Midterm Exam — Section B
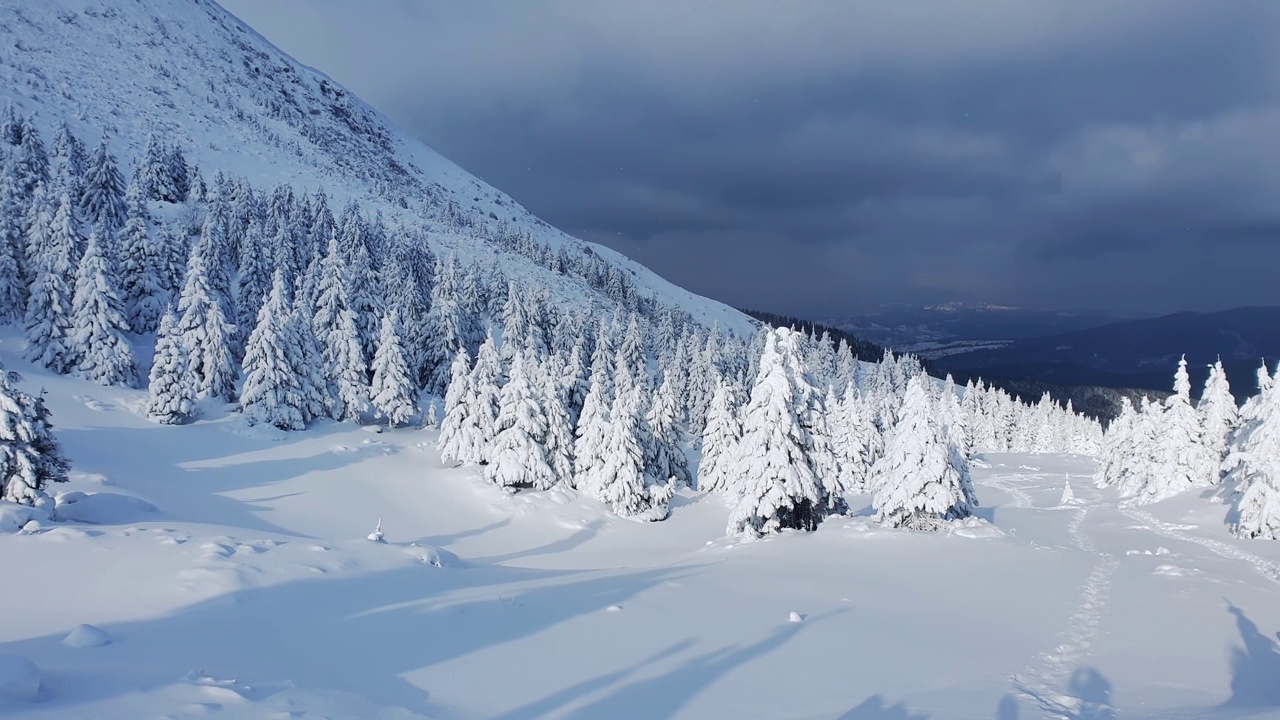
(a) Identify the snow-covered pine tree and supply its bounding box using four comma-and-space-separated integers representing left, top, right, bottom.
338, 211, 384, 363
642, 369, 691, 488
1139, 356, 1216, 502
573, 348, 614, 492
233, 216, 272, 346
370, 311, 418, 428
484, 352, 556, 490
870, 374, 977, 530
47, 192, 84, 280
591, 384, 660, 518
1231, 372, 1280, 539
779, 326, 841, 509
470, 332, 504, 463
437, 348, 481, 465
146, 309, 197, 425
70, 232, 137, 387
79, 136, 127, 233
288, 295, 335, 425
1112, 397, 1163, 497
176, 248, 237, 401
0, 171, 26, 321
11, 116, 49, 205
49, 120, 86, 207
136, 133, 169, 202
119, 178, 165, 333
1199, 359, 1238, 484
536, 354, 576, 487
727, 328, 829, 536
831, 383, 878, 494
563, 336, 590, 426
0, 365, 70, 505
698, 377, 742, 493
166, 142, 191, 203
240, 272, 309, 430
23, 194, 76, 373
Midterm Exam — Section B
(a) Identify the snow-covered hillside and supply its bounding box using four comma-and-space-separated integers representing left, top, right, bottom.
2, 336, 1280, 719
0, 0, 751, 336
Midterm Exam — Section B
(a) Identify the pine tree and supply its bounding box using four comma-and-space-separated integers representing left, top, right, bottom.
176, 250, 237, 401
698, 378, 742, 492
312, 237, 368, 421
12, 117, 49, 204
573, 351, 614, 492
240, 273, 309, 430
146, 309, 197, 424
370, 311, 417, 427
136, 133, 169, 202
70, 232, 137, 387
166, 143, 190, 203
1199, 359, 1238, 484
290, 296, 335, 425
0, 171, 26, 321
831, 383, 877, 494
1140, 356, 1216, 502
0, 366, 70, 504
591, 384, 657, 518
727, 328, 828, 536
870, 375, 977, 530
233, 216, 272, 345
470, 333, 504, 463
118, 179, 164, 333
485, 353, 555, 489
1231, 374, 1280, 539
79, 136, 127, 233
1113, 397, 1164, 498
23, 194, 76, 373
538, 354, 576, 487
49, 120, 86, 207
642, 369, 691, 488
438, 348, 480, 464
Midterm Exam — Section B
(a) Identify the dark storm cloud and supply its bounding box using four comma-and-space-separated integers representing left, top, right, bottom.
221, 0, 1280, 315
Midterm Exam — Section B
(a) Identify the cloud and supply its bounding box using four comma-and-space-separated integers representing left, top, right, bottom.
221, 0, 1280, 314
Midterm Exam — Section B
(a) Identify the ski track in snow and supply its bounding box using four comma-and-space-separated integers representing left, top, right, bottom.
1120, 507, 1280, 588
1003, 474, 1119, 719
978, 474, 1035, 509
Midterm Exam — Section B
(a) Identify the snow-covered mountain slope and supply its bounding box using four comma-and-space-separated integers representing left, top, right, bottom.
3, 334, 1280, 719
0, 0, 751, 335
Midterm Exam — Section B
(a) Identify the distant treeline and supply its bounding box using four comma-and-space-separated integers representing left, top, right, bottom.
742, 307, 1163, 423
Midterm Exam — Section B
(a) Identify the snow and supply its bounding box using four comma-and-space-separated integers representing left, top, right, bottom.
0, 0, 754, 339
52, 491, 158, 525
3, 337, 1280, 719
0, 654, 42, 703
60, 625, 111, 649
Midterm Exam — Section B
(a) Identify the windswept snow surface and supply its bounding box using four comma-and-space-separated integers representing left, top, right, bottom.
2, 337, 1280, 719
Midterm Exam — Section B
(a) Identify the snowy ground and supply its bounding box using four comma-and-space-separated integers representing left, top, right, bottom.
3, 340, 1280, 719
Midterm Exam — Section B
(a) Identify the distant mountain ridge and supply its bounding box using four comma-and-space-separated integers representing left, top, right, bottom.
936, 306, 1280, 397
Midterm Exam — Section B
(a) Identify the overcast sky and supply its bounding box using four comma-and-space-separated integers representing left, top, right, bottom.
221, 1, 1280, 317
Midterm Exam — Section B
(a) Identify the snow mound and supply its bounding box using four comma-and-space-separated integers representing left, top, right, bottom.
949, 517, 1005, 539
788, 611, 804, 623
1153, 564, 1199, 577
0, 655, 42, 702
406, 543, 457, 568
54, 492, 159, 525
0, 503, 52, 533
62, 624, 112, 649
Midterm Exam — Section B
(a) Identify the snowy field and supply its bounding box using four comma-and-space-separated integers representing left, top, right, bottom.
2, 336, 1279, 720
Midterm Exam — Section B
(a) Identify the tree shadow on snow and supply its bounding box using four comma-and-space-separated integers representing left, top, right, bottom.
57, 421, 386, 538
0, 561, 707, 717
472, 520, 604, 565
838, 694, 930, 719
1222, 601, 1280, 709
507, 608, 846, 720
